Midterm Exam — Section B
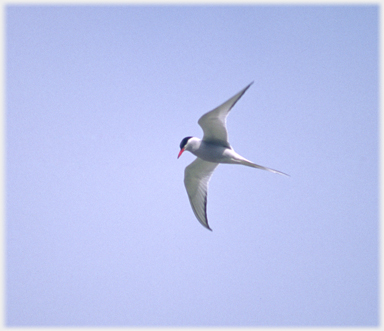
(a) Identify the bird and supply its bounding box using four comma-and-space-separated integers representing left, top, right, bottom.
178, 82, 288, 231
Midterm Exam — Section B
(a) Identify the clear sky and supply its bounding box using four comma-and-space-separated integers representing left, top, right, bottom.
6, 4, 378, 327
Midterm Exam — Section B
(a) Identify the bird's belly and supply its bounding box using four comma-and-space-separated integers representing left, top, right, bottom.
192, 143, 235, 164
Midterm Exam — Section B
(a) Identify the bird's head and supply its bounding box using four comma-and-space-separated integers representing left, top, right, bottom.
178, 136, 194, 158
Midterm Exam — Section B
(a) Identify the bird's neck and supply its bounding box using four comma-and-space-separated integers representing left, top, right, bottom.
187, 137, 202, 153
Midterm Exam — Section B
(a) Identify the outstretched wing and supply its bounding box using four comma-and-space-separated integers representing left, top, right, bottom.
184, 158, 219, 230
198, 82, 253, 148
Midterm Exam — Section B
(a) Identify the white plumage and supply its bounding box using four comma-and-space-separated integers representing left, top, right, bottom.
178, 82, 288, 230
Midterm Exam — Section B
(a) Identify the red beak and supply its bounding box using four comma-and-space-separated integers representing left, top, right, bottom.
178, 148, 185, 159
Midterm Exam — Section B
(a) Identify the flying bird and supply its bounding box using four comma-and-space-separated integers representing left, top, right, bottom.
178, 82, 288, 230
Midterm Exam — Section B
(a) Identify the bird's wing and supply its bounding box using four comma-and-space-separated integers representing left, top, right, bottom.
198, 82, 254, 148
184, 158, 219, 230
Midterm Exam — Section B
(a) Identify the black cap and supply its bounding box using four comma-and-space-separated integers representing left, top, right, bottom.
179, 136, 193, 149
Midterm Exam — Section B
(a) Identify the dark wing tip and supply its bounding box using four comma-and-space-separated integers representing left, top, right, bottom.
191, 189, 213, 231
202, 221, 212, 231
203, 191, 212, 231
244, 81, 254, 92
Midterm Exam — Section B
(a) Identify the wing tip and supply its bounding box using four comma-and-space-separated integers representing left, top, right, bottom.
195, 213, 213, 231
198, 214, 213, 231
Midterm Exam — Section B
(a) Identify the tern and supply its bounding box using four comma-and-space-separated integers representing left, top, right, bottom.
178, 82, 288, 231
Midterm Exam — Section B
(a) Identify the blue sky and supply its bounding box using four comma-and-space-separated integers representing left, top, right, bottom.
6, 4, 378, 326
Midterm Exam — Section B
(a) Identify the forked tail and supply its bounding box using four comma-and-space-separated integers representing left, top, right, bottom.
239, 159, 289, 177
